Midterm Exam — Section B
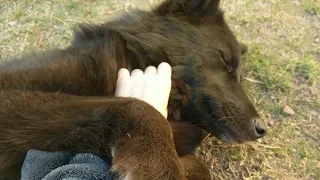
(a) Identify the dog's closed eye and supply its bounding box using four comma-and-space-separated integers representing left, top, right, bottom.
219, 51, 234, 73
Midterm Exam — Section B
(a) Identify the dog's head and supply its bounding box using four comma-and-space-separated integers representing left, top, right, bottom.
92, 0, 267, 144
151, 0, 267, 144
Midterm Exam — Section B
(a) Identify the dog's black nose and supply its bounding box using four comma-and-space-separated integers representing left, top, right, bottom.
253, 118, 267, 138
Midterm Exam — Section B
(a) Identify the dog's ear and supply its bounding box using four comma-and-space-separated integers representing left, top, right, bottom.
154, 0, 221, 17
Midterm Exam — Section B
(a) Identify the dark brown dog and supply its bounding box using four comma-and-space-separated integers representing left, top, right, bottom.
0, 0, 266, 179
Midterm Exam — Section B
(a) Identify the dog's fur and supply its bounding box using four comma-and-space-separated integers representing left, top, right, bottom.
0, 0, 267, 179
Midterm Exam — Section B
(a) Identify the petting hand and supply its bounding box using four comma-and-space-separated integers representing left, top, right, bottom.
115, 62, 172, 118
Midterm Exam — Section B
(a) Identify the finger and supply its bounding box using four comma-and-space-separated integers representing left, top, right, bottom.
130, 69, 144, 87
157, 63, 172, 117
118, 68, 130, 79
130, 69, 144, 97
131, 69, 144, 77
164, 108, 168, 119
115, 69, 131, 97
157, 62, 172, 78
144, 66, 157, 76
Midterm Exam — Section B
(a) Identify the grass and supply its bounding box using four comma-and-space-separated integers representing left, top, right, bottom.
301, 0, 320, 15
1, 0, 320, 179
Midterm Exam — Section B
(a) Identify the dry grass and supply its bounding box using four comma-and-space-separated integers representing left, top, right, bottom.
1, 0, 319, 179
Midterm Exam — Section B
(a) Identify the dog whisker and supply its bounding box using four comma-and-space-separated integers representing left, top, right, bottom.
209, 100, 222, 107
206, 110, 220, 118
217, 116, 234, 121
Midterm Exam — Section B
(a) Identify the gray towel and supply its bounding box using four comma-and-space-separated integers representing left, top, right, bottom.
21, 149, 116, 180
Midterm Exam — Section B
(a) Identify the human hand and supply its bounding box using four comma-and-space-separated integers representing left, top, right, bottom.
115, 62, 172, 118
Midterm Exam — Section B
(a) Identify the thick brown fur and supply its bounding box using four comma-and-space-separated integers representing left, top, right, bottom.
0, 0, 267, 179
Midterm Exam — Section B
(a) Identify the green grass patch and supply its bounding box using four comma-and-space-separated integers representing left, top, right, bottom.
244, 47, 292, 92
301, 0, 320, 15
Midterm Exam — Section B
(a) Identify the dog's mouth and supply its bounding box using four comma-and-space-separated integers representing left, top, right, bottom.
201, 96, 244, 144
180, 89, 257, 144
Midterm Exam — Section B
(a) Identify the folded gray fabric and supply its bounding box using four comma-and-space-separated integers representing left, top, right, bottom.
21, 149, 115, 180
